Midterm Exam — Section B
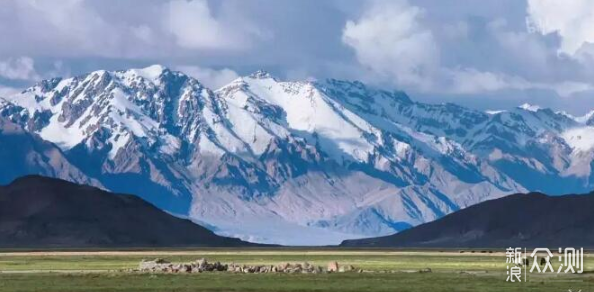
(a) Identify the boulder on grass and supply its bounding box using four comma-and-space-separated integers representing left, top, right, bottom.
327, 261, 339, 272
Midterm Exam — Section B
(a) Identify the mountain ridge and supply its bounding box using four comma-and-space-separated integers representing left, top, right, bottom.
1, 65, 593, 245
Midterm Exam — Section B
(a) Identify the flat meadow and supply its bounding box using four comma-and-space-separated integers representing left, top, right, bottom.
0, 249, 593, 292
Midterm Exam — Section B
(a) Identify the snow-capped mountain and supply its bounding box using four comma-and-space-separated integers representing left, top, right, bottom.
1, 65, 594, 245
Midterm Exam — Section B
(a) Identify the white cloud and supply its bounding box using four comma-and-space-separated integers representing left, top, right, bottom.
0, 85, 21, 97
165, 0, 237, 50
0, 57, 40, 81
131, 25, 154, 44
448, 69, 528, 94
5, 0, 122, 57
342, 0, 439, 89
176, 65, 239, 89
0, 0, 265, 59
341, 0, 526, 94
527, 0, 594, 56
0, 0, 593, 113
341, 0, 594, 103
551, 81, 593, 97
448, 68, 592, 97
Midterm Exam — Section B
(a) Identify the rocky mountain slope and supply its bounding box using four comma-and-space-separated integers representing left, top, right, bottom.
0, 117, 99, 187
1, 65, 593, 245
0, 176, 252, 248
340, 191, 594, 248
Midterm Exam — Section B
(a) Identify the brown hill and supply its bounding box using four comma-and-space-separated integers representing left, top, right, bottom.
0, 175, 254, 248
341, 192, 594, 248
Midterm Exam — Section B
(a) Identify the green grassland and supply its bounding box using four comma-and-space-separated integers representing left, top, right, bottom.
0, 249, 593, 292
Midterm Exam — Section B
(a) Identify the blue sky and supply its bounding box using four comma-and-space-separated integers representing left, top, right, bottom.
1, 0, 594, 114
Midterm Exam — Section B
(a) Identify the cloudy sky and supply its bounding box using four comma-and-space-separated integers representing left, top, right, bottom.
1, 0, 594, 114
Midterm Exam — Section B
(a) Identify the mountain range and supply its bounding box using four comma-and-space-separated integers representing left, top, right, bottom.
0, 175, 251, 248
341, 191, 594, 248
1, 65, 594, 245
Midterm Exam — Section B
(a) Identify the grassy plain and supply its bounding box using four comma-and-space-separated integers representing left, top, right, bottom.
0, 249, 593, 292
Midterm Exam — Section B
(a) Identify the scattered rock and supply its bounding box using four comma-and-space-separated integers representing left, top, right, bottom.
343, 265, 355, 272
227, 262, 328, 274
419, 268, 432, 273
197, 258, 207, 270
327, 261, 339, 272
138, 258, 171, 272
137, 259, 360, 274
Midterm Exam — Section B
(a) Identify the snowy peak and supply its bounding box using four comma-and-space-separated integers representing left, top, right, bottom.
218, 72, 385, 163
4, 66, 594, 244
248, 70, 274, 80
518, 103, 542, 112
121, 64, 169, 81
0, 65, 216, 159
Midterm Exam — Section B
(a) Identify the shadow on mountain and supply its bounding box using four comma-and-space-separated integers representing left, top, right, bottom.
100, 173, 192, 216
0, 175, 256, 248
